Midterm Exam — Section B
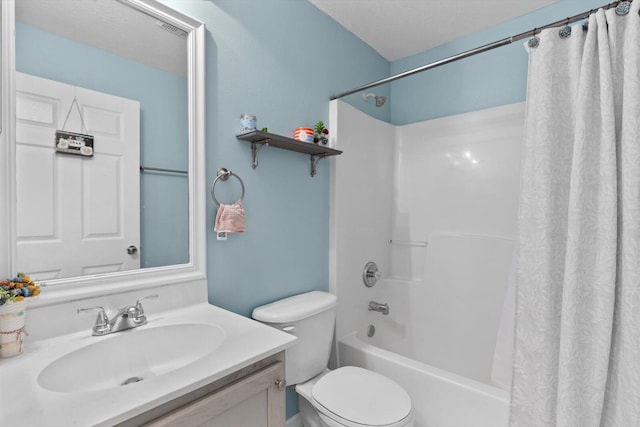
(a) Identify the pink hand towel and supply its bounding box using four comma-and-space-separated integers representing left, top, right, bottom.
215, 200, 246, 233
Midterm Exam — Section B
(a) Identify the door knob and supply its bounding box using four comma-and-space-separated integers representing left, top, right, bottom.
127, 245, 138, 255
275, 379, 287, 391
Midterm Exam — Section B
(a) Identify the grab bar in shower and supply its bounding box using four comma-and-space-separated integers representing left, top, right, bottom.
389, 239, 427, 247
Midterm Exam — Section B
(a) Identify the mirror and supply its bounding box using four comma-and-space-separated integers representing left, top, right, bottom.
15, 0, 188, 280
1, 0, 206, 298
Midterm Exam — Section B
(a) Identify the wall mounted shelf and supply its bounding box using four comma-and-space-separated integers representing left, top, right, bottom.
236, 130, 342, 177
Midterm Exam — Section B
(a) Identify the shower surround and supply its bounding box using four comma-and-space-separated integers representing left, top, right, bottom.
329, 100, 524, 426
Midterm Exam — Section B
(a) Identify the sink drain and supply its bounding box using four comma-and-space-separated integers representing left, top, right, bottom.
121, 376, 143, 386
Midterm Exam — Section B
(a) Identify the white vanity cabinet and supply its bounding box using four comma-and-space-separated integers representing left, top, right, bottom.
148, 360, 284, 426
0, 303, 296, 427
120, 352, 286, 427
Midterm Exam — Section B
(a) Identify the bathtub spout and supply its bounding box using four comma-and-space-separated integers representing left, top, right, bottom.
368, 301, 389, 315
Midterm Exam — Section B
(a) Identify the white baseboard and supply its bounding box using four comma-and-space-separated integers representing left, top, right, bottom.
286, 413, 302, 427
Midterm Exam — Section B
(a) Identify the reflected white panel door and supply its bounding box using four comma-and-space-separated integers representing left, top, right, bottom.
15, 72, 140, 279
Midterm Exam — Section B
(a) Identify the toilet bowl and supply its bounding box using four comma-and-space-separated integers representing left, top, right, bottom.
252, 291, 414, 427
297, 367, 414, 427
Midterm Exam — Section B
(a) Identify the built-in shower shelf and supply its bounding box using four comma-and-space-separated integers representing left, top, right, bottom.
236, 130, 342, 177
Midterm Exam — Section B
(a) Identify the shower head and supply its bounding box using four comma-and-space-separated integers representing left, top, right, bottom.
362, 92, 386, 107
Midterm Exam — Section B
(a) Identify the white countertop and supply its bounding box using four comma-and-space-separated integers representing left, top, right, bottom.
0, 302, 296, 426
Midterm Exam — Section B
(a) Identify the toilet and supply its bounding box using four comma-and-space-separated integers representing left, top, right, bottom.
252, 291, 415, 427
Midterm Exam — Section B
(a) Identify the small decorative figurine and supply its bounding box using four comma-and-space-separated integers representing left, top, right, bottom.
314, 121, 329, 145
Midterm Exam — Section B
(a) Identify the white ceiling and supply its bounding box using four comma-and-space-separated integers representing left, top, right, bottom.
15, 1, 560, 76
16, 0, 188, 77
309, 0, 560, 61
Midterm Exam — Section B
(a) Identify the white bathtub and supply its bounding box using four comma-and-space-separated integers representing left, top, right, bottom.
338, 332, 509, 427
335, 234, 513, 427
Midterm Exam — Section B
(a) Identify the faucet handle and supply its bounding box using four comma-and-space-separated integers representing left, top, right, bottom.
135, 294, 158, 310
77, 306, 110, 334
134, 294, 158, 321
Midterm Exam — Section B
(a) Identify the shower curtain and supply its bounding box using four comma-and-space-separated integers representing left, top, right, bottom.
511, 4, 640, 427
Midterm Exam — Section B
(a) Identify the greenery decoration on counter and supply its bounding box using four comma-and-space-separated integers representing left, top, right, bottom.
0, 273, 41, 305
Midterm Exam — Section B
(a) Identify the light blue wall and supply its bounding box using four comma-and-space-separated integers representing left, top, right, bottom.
158, 0, 390, 418
157, 0, 389, 316
15, 23, 189, 269
390, 0, 607, 125
167, 0, 610, 324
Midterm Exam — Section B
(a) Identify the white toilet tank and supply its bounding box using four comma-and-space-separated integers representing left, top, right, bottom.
252, 291, 337, 385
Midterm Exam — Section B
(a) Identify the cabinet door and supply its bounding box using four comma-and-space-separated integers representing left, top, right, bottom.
147, 361, 285, 427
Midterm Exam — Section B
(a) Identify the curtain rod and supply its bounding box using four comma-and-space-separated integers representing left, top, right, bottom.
330, 0, 627, 100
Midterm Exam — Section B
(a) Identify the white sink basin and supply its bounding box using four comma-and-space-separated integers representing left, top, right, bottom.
37, 323, 225, 393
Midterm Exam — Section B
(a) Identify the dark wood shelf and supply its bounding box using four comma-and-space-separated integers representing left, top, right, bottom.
236, 130, 342, 177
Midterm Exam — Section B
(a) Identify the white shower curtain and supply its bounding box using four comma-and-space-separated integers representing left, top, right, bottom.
511, 4, 640, 427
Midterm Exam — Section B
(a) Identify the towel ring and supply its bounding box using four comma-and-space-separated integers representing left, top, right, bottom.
211, 168, 245, 207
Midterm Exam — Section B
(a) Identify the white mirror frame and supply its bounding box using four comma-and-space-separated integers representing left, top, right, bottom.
0, 0, 207, 307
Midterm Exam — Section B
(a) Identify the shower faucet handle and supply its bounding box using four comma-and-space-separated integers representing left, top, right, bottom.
363, 261, 381, 287
366, 270, 382, 280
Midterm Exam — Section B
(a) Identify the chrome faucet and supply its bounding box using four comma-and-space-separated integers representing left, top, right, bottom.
368, 300, 389, 315
78, 294, 158, 336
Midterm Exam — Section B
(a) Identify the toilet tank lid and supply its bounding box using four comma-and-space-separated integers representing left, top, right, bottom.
252, 291, 337, 323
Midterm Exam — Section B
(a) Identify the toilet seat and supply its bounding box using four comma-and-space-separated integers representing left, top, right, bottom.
310, 366, 414, 427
